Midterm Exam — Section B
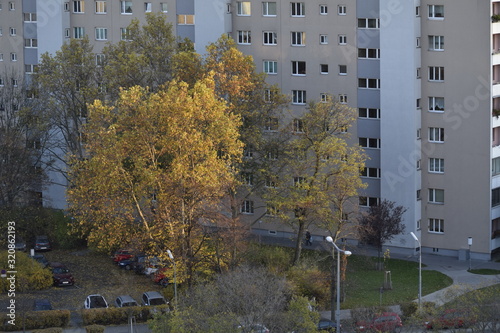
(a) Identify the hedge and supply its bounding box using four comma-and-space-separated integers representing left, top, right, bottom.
81, 305, 170, 326
1, 310, 70, 331
85, 324, 105, 333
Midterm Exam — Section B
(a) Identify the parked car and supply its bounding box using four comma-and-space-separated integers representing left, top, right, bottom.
118, 254, 145, 270
49, 262, 74, 287
34, 235, 51, 251
30, 254, 49, 268
84, 294, 108, 309
152, 267, 170, 287
141, 291, 168, 306
112, 249, 135, 263
14, 236, 27, 252
318, 318, 340, 331
425, 309, 474, 329
34, 299, 53, 311
115, 295, 139, 307
356, 312, 402, 333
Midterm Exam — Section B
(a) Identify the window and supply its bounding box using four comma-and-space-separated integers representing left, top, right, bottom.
320, 34, 328, 44
339, 65, 347, 75
429, 127, 444, 143
417, 128, 421, 139
264, 117, 279, 131
65, 29, 70, 38
429, 158, 444, 173
293, 176, 306, 187
9, 1, 14, 10
73, 0, 84, 13
160, 3, 168, 12
428, 188, 444, 204
144, 2, 151, 12
291, 61, 306, 75
243, 146, 254, 158
177, 15, 194, 25
358, 78, 381, 89
359, 137, 380, 149
429, 35, 444, 51
74, 27, 85, 39
0, 28, 2, 36
264, 89, 275, 103
266, 205, 279, 217
263, 31, 277, 45
292, 119, 304, 133
263, 60, 277, 74
238, 30, 251, 44
9, 27, 16, 36
493, 157, 500, 176
262, 2, 276, 16
358, 108, 380, 119
417, 67, 421, 78
64, 2, 70, 11
416, 6, 420, 17
320, 5, 327, 15
95, 54, 105, 66
95, 1, 106, 13
292, 90, 306, 105
359, 196, 379, 207
95, 28, 107, 40
428, 97, 444, 112
0, 54, 3, 61
120, 1, 132, 14
0, 78, 3, 86
120, 28, 130, 41
339, 94, 348, 104
267, 148, 278, 160
428, 66, 444, 81
416, 98, 421, 108
337, 5, 346, 15
320, 64, 328, 74
23, 12, 37, 21
291, 31, 305, 46
10, 53, 17, 61
291, 2, 305, 17
237, 1, 251, 16
358, 18, 379, 28
358, 48, 380, 59
320, 93, 329, 102
241, 172, 254, 186
428, 218, 444, 233
361, 167, 380, 178
241, 200, 254, 214
24, 39, 38, 48
265, 177, 278, 188
11, 79, 17, 87
338, 35, 346, 45
428, 5, 444, 19
416, 37, 421, 48
417, 190, 421, 200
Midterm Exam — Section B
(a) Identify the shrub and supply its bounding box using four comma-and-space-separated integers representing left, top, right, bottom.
400, 302, 418, 318
85, 324, 105, 333
1, 310, 70, 331
81, 305, 169, 326
286, 263, 330, 308
0, 251, 53, 292
243, 244, 292, 274
31, 328, 64, 333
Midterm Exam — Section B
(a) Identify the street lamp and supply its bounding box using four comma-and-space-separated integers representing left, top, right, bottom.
468, 237, 472, 271
166, 249, 177, 307
325, 236, 352, 333
410, 232, 422, 309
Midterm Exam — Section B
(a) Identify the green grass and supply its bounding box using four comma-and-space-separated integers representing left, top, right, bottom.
467, 268, 500, 275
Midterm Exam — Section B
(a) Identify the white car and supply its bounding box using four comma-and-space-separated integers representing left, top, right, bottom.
84, 294, 108, 309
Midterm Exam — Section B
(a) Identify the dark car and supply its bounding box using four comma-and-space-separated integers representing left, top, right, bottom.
425, 309, 474, 329
34, 235, 51, 251
115, 295, 139, 307
34, 299, 53, 311
118, 254, 145, 270
318, 318, 340, 331
356, 312, 402, 333
30, 254, 49, 268
14, 236, 27, 252
49, 262, 74, 286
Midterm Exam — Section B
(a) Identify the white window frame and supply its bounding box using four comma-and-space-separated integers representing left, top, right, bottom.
120, 28, 130, 41
144, 2, 152, 12
293, 176, 306, 186
120, 1, 132, 14
64, 2, 70, 11
160, 3, 168, 12
429, 35, 444, 51
429, 158, 444, 173
428, 188, 444, 204
359, 196, 379, 207
10, 53, 17, 61
320, 93, 329, 102
237, 1, 251, 16
291, 61, 306, 76
95, 0, 106, 13
238, 30, 251, 45
359, 137, 380, 149
263, 60, 277, 74
416, 6, 420, 17
338, 34, 346, 45
9, 1, 14, 10
339, 94, 348, 104
337, 5, 346, 15
358, 18, 379, 28
0, 54, 3, 62
25, 64, 37, 74
428, 218, 444, 233
358, 108, 380, 119
291, 2, 305, 17
319, 4, 327, 15
9, 27, 16, 36
65, 28, 70, 38
320, 64, 328, 74
428, 96, 444, 112
24, 39, 38, 48
358, 48, 380, 59
262, 1, 276, 16
263, 31, 277, 45
23, 12, 37, 21
264, 117, 279, 132
291, 31, 305, 46
74, 27, 85, 39
339, 65, 347, 75
358, 78, 381, 89
95, 27, 107, 41
361, 167, 381, 178
428, 66, 444, 81
320, 34, 328, 44
240, 200, 254, 214
73, 0, 84, 13
428, 127, 444, 142
95, 54, 105, 66
292, 90, 306, 105
428, 5, 444, 19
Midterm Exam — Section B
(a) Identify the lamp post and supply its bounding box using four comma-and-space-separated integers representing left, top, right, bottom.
326, 236, 352, 333
468, 237, 472, 271
166, 250, 177, 307
410, 232, 422, 309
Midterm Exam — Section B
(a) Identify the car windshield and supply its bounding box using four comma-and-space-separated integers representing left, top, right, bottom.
149, 298, 166, 305
53, 267, 69, 274
90, 296, 106, 307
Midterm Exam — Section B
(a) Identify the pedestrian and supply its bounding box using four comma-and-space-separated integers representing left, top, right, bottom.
305, 230, 312, 246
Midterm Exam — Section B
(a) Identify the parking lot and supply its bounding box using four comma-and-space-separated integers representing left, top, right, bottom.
0, 248, 167, 320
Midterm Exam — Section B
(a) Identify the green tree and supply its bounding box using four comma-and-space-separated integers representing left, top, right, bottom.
68, 78, 243, 285
266, 97, 366, 265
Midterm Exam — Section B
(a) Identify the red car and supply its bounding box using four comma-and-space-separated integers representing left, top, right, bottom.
356, 312, 402, 333
112, 249, 135, 263
425, 309, 473, 329
152, 267, 171, 287
49, 262, 74, 287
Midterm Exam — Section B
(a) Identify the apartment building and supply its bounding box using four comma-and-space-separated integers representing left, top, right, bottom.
0, 0, 498, 260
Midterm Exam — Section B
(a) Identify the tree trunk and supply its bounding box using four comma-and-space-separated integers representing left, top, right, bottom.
292, 220, 305, 266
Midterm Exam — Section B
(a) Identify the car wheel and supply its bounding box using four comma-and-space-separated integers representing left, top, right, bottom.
393, 327, 402, 333
125, 264, 131, 270
160, 278, 169, 287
